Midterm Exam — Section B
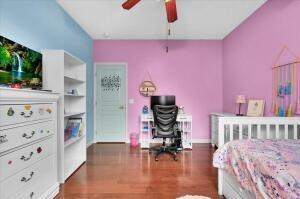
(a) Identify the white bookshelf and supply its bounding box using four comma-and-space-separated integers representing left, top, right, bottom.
42, 50, 86, 183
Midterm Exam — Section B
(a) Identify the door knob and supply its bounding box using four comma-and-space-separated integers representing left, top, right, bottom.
119, 106, 124, 109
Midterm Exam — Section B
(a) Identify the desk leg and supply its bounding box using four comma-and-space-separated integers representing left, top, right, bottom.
148, 121, 150, 149
139, 120, 142, 148
190, 121, 192, 149
182, 121, 185, 149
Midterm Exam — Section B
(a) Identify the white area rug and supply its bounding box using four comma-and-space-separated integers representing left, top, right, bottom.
177, 196, 211, 199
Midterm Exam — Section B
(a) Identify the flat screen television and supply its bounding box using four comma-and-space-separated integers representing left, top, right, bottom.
0, 35, 42, 89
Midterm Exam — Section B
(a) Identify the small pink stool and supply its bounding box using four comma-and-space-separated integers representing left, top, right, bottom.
130, 132, 139, 147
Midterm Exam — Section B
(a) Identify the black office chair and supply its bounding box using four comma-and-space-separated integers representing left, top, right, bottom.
150, 105, 182, 161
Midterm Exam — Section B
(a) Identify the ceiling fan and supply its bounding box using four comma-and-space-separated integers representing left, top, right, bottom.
122, 0, 178, 23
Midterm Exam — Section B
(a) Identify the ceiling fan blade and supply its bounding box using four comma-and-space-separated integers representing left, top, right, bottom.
122, 0, 141, 10
165, 0, 178, 23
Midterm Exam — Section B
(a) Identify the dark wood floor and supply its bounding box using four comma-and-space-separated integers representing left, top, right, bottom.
56, 144, 220, 199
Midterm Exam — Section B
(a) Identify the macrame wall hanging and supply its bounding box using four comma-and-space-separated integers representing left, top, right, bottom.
139, 70, 156, 97
271, 45, 300, 117
101, 74, 121, 91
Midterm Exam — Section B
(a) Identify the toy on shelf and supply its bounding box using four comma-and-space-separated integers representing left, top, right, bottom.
142, 105, 149, 114
64, 118, 84, 142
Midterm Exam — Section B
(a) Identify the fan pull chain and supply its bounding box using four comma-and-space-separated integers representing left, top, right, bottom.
166, 23, 171, 53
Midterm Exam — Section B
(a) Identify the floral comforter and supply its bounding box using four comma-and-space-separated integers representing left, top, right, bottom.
213, 139, 300, 199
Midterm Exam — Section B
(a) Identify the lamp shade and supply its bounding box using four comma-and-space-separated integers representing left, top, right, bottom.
236, 95, 246, 104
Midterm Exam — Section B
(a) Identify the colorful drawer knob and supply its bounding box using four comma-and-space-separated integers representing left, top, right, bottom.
24, 105, 32, 110
7, 107, 14, 116
37, 147, 42, 154
39, 108, 44, 115
46, 108, 52, 114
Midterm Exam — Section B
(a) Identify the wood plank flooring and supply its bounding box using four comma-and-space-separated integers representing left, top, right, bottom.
56, 144, 221, 199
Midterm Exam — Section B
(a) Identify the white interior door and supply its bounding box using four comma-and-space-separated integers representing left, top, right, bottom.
95, 63, 126, 142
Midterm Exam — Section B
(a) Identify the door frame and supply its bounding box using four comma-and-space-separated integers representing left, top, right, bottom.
93, 62, 128, 143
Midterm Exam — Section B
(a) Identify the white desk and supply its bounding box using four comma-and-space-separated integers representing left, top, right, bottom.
140, 112, 192, 149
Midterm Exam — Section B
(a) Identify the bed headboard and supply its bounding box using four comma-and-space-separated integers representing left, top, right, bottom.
218, 116, 300, 147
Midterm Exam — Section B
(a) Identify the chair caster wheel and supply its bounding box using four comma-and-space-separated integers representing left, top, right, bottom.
155, 158, 158, 161
149, 151, 152, 154
174, 157, 178, 161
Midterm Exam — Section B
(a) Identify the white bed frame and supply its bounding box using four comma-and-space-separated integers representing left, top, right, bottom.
217, 116, 300, 198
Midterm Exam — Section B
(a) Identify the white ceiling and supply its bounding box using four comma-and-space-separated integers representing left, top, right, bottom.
57, 0, 267, 40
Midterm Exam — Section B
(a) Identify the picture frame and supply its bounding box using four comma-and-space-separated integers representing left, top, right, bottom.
246, 99, 265, 117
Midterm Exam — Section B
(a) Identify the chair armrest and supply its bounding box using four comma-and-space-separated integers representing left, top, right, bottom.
151, 126, 156, 139
173, 123, 182, 136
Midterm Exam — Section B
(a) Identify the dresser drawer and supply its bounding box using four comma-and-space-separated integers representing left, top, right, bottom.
0, 155, 54, 199
0, 104, 55, 127
17, 168, 56, 199
0, 137, 54, 182
0, 121, 54, 153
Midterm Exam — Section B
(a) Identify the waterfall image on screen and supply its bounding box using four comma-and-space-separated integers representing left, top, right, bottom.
0, 35, 42, 89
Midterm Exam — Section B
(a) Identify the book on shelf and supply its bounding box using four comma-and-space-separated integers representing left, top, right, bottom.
143, 126, 149, 130
64, 118, 84, 142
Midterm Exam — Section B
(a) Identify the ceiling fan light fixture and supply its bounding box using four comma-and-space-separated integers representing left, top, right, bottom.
122, 0, 141, 10
121, 0, 178, 23
165, 0, 178, 23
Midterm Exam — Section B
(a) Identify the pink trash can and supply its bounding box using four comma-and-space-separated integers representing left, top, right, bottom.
130, 132, 139, 147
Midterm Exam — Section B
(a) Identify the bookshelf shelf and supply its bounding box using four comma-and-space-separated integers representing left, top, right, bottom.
64, 75, 85, 83
64, 93, 85, 97
42, 50, 86, 183
64, 134, 86, 148
64, 112, 85, 118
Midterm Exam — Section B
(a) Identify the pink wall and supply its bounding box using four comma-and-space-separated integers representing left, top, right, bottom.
94, 40, 223, 140
223, 0, 300, 115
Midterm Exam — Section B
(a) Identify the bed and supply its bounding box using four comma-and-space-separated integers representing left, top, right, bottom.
213, 116, 300, 198
211, 115, 300, 147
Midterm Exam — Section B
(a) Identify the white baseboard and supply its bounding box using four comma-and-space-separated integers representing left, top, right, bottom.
86, 141, 93, 148
192, 139, 211, 143
42, 183, 60, 199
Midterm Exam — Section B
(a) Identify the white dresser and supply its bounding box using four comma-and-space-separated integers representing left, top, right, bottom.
210, 112, 235, 147
0, 88, 59, 199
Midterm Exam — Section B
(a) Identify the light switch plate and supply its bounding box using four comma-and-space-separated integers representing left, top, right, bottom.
129, 99, 134, 104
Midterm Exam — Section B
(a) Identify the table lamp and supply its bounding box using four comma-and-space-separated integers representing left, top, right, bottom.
236, 95, 246, 116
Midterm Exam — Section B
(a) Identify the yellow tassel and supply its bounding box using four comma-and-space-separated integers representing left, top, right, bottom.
271, 102, 276, 113
275, 103, 279, 116
286, 104, 292, 117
